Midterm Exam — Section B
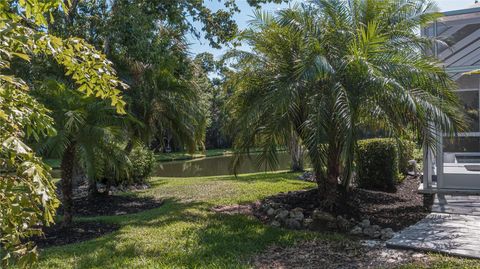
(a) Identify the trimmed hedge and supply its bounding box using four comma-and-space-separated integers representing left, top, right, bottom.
357, 138, 399, 191
356, 138, 417, 191
398, 140, 416, 175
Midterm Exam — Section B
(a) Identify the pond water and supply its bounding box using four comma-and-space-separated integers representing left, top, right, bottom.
153, 152, 295, 177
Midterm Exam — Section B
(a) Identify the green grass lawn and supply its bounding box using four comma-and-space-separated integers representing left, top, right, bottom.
34, 172, 480, 269
36, 172, 323, 268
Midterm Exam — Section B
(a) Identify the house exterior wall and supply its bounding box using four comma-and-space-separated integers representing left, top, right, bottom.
422, 7, 480, 191
425, 9, 480, 155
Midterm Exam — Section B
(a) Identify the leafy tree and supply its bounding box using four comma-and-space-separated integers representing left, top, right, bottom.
47, 1, 213, 153
0, 0, 126, 266
195, 53, 233, 149
228, 0, 465, 208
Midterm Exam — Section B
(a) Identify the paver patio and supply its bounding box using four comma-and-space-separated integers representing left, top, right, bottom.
387, 195, 480, 259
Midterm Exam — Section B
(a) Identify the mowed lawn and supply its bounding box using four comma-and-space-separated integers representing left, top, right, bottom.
36, 172, 480, 269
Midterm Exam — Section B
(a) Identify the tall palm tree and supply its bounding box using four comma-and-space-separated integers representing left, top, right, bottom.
35, 80, 130, 226
229, 0, 465, 208
123, 59, 208, 153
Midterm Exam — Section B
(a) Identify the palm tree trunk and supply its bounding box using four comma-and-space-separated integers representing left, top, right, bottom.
289, 133, 304, 172
324, 156, 340, 207
125, 140, 134, 154
61, 143, 76, 227
88, 178, 99, 198
320, 148, 340, 210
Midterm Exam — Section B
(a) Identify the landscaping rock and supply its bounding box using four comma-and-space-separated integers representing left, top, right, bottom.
312, 209, 335, 222
303, 218, 313, 228
270, 220, 281, 228
289, 208, 304, 222
275, 209, 290, 222
298, 171, 315, 182
266, 207, 276, 216
270, 202, 282, 209
285, 219, 302, 230
336, 216, 351, 231
363, 225, 381, 238
359, 219, 371, 228
380, 228, 395, 240
350, 225, 363, 235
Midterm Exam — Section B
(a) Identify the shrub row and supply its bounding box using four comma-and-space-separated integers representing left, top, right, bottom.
356, 138, 415, 191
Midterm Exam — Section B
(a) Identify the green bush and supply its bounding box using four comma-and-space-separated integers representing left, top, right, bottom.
129, 145, 156, 183
398, 140, 416, 175
356, 138, 399, 191
95, 144, 155, 186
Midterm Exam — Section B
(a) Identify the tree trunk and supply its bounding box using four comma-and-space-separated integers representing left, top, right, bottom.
289, 132, 304, 172
125, 140, 134, 154
320, 150, 340, 210
61, 143, 76, 227
88, 178, 99, 198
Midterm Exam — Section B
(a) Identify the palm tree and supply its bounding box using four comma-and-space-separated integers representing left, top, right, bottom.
228, 0, 465, 208
123, 59, 208, 154
35, 80, 130, 226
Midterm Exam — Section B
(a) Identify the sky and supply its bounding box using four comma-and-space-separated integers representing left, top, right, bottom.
188, 0, 477, 58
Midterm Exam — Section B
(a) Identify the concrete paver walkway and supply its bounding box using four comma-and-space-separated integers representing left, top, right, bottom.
387, 195, 480, 259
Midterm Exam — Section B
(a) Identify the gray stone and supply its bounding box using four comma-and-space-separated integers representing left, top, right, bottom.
285, 219, 302, 230
380, 228, 395, 240
275, 209, 290, 221
336, 216, 351, 231
350, 225, 363, 235
363, 225, 381, 238
289, 208, 305, 222
298, 172, 315, 182
266, 207, 276, 216
312, 209, 335, 222
270, 202, 282, 209
270, 220, 281, 227
303, 218, 314, 228
359, 219, 371, 228
128, 185, 137, 191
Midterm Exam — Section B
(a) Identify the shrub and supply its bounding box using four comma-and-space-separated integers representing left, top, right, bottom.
129, 146, 156, 184
398, 140, 416, 175
95, 144, 155, 186
356, 138, 399, 191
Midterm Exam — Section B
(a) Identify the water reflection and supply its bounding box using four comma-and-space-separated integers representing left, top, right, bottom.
153, 152, 294, 177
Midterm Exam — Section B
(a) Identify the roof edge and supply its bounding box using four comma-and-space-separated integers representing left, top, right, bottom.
443, 6, 480, 16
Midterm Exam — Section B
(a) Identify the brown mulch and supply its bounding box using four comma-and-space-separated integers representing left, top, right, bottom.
349, 176, 429, 230
256, 176, 428, 231
57, 194, 164, 217
32, 221, 119, 248
252, 239, 430, 269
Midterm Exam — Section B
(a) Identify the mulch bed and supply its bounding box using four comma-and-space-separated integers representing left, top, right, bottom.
33, 194, 163, 248
256, 175, 428, 231
252, 239, 430, 269
348, 176, 429, 230
32, 221, 119, 248
57, 194, 164, 217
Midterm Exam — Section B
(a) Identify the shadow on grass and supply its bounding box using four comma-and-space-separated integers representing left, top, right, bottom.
39, 198, 314, 268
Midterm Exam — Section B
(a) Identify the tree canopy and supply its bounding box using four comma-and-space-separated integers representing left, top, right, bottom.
0, 0, 126, 266
228, 0, 465, 207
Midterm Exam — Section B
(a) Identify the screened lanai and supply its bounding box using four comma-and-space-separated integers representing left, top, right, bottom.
422, 5, 480, 193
